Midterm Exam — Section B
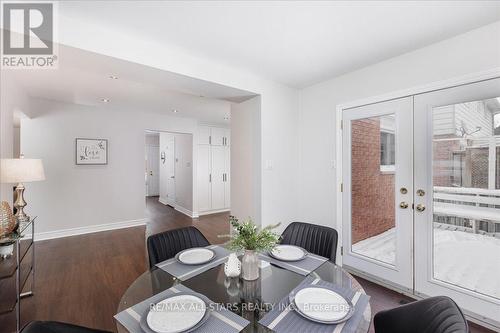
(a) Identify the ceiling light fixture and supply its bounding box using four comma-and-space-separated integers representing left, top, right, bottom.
109, 75, 118, 80
101, 98, 110, 103
172, 109, 178, 113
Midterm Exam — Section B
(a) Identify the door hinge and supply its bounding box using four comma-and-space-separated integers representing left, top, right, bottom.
340, 183, 343, 192
340, 246, 343, 256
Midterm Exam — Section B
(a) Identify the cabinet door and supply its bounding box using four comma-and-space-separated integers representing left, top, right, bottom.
197, 145, 211, 212
197, 126, 211, 145
210, 127, 225, 146
224, 146, 231, 208
223, 128, 230, 146
210, 146, 226, 210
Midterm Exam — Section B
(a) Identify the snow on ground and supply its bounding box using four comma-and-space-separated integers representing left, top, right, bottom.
352, 228, 500, 299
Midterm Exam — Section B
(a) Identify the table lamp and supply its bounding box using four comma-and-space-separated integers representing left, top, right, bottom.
0, 156, 45, 223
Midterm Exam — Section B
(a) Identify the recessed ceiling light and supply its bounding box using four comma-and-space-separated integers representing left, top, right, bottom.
172, 109, 178, 113
109, 75, 118, 80
224, 116, 229, 120
101, 98, 110, 103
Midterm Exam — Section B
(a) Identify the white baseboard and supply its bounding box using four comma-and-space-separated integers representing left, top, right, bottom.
35, 218, 148, 241
175, 205, 199, 218
159, 196, 175, 207
198, 208, 230, 216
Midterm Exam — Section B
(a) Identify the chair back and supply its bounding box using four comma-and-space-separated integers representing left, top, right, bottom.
147, 226, 210, 268
374, 296, 469, 333
280, 222, 338, 263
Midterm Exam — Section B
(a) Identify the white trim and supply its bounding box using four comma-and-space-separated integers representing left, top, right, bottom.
158, 196, 175, 206
335, 68, 500, 267
35, 218, 147, 241
198, 208, 230, 216
175, 205, 199, 218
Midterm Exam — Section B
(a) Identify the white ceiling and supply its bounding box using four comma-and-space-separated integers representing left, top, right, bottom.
59, 1, 500, 88
10, 44, 257, 124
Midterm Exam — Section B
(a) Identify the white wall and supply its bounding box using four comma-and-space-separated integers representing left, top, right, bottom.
230, 96, 261, 223
174, 133, 193, 213
298, 21, 500, 229
0, 73, 30, 203
21, 98, 198, 237
56, 15, 300, 228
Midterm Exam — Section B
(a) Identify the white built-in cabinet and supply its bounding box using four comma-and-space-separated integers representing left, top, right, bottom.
197, 126, 230, 214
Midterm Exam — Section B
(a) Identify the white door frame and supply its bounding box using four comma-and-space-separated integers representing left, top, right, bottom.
335, 68, 500, 328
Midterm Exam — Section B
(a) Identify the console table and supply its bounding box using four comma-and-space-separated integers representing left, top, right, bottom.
0, 217, 35, 333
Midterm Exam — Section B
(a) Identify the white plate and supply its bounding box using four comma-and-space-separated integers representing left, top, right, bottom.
270, 245, 307, 261
176, 248, 215, 265
146, 294, 207, 333
293, 287, 352, 323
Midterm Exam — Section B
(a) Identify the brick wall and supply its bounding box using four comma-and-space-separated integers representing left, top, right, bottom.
351, 118, 395, 243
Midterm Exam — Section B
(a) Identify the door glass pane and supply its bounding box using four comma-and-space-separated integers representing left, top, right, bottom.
432, 97, 500, 299
351, 114, 396, 265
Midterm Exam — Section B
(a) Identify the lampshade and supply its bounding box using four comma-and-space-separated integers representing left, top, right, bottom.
0, 158, 45, 183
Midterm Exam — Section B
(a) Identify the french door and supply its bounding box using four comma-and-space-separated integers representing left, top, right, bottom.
342, 78, 500, 326
342, 97, 414, 290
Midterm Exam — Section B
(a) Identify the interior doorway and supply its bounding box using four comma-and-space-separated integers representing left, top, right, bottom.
145, 132, 160, 197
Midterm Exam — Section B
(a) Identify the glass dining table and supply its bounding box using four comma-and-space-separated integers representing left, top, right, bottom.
117, 257, 371, 333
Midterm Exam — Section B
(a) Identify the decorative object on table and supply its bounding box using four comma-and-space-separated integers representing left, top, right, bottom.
270, 244, 308, 262
220, 216, 280, 280
0, 201, 16, 237
0, 156, 45, 223
224, 252, 241, 278
75, 138, 108, 165
175, 247, 216, 265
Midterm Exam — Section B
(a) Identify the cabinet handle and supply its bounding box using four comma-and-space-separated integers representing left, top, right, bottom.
223, 137, 226, 145
223, 173, 225, 182
209, 136, 211, 145
209, 174, 211, 182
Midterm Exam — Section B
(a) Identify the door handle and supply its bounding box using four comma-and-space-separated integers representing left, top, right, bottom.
416, 204, 426, 212
170, 176, 175, 179
399, 202, 409, 209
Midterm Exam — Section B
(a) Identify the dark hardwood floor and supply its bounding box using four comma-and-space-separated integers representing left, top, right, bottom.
22, 197, 494, 333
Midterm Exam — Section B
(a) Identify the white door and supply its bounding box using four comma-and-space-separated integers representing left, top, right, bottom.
224, 146, 230, 208
211, 145, 226, 210
414, 78, 500, 323
165, 136, 176, 205
146, 145, 160, 196
197, 145, 212, 212
342, 97, 414, 290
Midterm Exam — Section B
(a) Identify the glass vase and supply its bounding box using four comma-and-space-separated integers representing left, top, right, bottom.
241, 250, 259, 280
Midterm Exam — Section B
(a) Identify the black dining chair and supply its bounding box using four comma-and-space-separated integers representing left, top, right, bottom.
147, 226, 210, 268
374, 296, 469, 333
280, 222, 338, 263
21, 321, 111, 333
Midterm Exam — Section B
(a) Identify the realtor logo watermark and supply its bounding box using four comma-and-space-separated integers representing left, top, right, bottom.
1, 1, 58, 68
